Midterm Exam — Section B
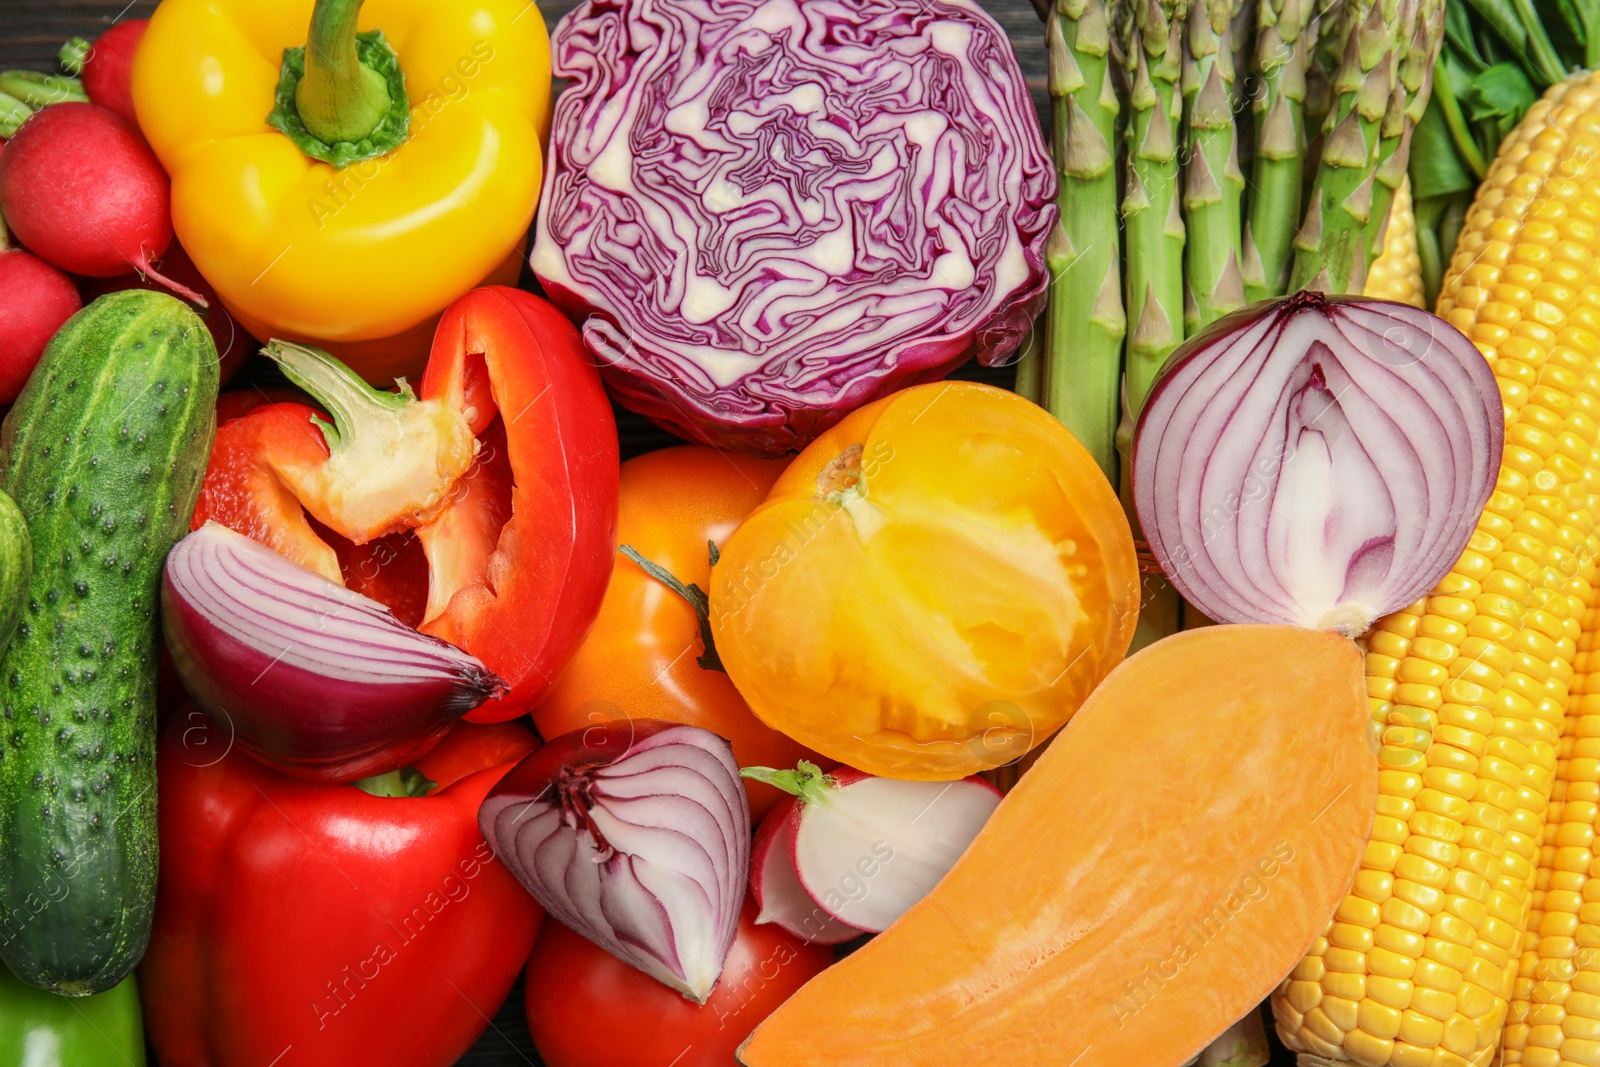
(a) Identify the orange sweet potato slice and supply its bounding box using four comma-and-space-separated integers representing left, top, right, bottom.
739, 624, 1376, 1067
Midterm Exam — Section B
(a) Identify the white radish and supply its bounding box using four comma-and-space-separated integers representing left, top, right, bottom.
750, 797, 868, 946
743, 763, 1001, 936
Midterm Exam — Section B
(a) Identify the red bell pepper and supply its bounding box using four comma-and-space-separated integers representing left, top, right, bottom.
192, 287, 619, 719
140, 714, 544, 1067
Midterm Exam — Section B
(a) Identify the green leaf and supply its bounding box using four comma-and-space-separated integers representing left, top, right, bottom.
1464, 0, 1528, 56
1441, 49, 1477, 102
1464, 63, 1538, 128
1410, 100, 1477, 201
1444, 2, 1487, 69
1549, 0, 1587, 55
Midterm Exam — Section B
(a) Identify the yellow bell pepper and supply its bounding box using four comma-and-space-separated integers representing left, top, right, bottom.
131, 0, 550, 381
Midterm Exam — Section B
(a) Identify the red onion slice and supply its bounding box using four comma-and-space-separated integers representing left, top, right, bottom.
162, 522, 506, 781
479, 721, 750, 1003
1133, 292, 1502, 634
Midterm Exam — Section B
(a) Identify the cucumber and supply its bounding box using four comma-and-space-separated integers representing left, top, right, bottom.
0, 490, 32, 654
0, 291, 218, 994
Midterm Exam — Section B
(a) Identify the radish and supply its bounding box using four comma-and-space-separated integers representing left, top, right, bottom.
750, 801, 869, 946
0, 102, 202, 303
61, 21, 149, 130
743, 762, 1002, 937
0, 215, 80, 404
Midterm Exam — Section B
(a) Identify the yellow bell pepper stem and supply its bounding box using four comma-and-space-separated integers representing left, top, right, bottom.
296, 0, 393, 146
266, 0, 410, 169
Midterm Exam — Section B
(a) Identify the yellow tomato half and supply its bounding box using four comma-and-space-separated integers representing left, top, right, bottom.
710, 382, 1140, 780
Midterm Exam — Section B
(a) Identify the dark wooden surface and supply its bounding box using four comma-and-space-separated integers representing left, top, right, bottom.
0, 2, 1296, 1064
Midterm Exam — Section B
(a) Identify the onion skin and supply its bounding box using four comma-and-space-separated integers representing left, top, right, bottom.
162, 523, 507, 783
479, 720, 750, 1004
1132, 292, 1502, 634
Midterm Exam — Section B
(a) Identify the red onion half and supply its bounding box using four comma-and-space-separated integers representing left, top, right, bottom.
479, 721, 750, 1003
1133, 292, 1502, 635
162, 522, 507, 782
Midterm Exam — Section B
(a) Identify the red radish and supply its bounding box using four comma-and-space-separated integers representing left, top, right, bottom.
743, 762, 1002, 935
82, 243, 254, 383
0, 221, 81, 403
750, 802, 867, 946
71, 21, 149, 129
0, 102, 202, 303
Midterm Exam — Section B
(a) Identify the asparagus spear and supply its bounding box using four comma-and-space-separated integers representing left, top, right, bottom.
1229, 0, 1259, 107
1012, 322, 1045, 404
1042, 0, 1125, 481
1303, 0, 1347, 134
1241, 0, 1316, 300
1290, 0, 1441, 292
1123, 0, 1190, 414
1379, 0, 1443, 210
1183, 0, 1249, 331
1118, 0, 1189, 654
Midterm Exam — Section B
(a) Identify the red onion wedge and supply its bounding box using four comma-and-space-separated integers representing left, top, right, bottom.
162, 522, 507, 782
1132, 292, 1502, 635
479, 721, 750, 1004
743, 763, 1000, 935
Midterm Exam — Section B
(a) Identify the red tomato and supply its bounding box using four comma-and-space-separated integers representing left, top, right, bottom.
524, 898, 831, 1067
533, 446, 825, 818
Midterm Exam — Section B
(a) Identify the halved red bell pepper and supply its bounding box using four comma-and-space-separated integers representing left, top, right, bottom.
140, 714, 544, 1067
192, 287, 619, 720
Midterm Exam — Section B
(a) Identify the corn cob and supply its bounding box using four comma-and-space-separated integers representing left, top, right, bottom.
1497, 81, 1600, 1067
1361, 175, 1424, 307
1501, 582, 1600, 1065
1271, 70, 1600, 1067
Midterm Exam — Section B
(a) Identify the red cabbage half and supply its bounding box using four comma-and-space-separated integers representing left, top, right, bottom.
532, 0, 1057, 454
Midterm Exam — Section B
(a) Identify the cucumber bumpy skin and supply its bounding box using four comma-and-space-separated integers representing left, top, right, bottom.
0, 491, 33, 655
0, 291, 218, 995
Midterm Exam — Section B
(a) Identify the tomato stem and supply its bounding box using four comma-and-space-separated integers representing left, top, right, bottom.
618, 544, 725, 673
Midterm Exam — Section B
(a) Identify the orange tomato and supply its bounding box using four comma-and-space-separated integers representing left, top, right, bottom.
709, 382, 1140, 781
534, 446, 822, 818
